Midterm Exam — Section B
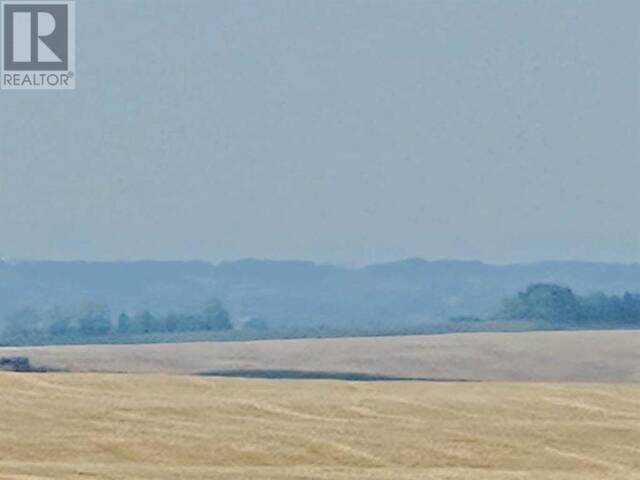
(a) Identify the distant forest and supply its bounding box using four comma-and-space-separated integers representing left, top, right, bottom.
1, 281, 638, 347
3, 259, 640, 330
497, 284, 640, 325
453, 283, 640, 327
1, 300, 233, 340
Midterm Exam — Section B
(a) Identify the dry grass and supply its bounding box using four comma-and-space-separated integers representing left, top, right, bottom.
1, 329, 639, 381
0, 373, 639, 479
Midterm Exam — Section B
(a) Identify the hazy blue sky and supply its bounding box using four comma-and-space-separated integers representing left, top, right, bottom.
0, 0, 638, 265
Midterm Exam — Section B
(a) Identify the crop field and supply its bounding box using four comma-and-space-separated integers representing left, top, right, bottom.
0, 373, 639, 479
1, 329, 639, 382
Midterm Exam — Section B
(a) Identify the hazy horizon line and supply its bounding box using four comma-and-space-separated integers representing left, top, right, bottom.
3, 256, 640, 269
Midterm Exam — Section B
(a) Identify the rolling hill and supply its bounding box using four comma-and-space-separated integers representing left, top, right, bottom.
2, 329, 639, 382
3, 259, 640, 332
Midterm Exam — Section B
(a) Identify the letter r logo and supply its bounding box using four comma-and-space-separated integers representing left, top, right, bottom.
2, 2, 70, 71
12, 11, 63, 63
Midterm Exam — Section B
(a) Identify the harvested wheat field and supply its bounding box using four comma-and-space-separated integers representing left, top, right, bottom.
2, 330, 639, 382
0, 373, 639, 480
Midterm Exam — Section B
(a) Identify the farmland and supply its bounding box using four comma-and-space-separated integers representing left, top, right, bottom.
0, 373, 639, 479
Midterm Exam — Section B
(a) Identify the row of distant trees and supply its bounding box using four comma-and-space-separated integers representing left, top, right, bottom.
495, 283, 640, 325
1, 300, 232, 338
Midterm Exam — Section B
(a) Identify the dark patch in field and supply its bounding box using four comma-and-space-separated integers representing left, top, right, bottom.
0, 356, 61, 373
0, 356, 32, 372
199, 369, 473, 382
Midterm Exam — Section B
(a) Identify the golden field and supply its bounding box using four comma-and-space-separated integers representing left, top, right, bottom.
0, 373, 639, 479
2, 330, 639, 381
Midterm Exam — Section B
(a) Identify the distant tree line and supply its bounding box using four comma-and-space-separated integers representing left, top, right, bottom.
495, 283, 640, 325
1, 300, 232, 338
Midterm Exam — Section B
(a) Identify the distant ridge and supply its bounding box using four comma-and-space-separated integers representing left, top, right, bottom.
2, 259, 640, 330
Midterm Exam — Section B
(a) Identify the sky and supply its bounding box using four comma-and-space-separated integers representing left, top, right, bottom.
0, 0, 638, 265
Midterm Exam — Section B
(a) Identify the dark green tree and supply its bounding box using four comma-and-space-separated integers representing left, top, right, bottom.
200, 300, 232, 331
136, 310, 165, 333
78, 303, 112, 336
46, 306, 73, 336
117, 312, 138, 334
497, 284, 581, 323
